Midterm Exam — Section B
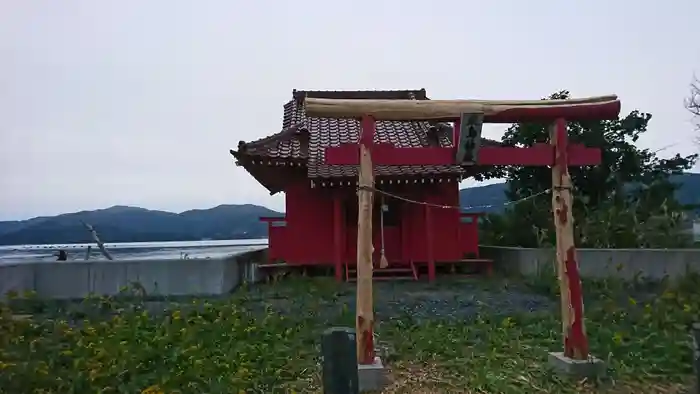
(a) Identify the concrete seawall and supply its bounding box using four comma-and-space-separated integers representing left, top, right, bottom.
480, 246, 700, 280
0, 247, 266, 299
4, 246, 699, 299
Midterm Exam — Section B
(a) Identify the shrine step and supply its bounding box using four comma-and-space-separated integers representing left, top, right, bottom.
346, 267, 417, 282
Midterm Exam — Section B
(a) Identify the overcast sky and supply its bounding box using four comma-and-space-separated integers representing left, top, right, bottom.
1, 0, 698, 221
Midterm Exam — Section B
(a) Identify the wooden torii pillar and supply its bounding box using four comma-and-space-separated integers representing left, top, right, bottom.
309, 95, 621, 364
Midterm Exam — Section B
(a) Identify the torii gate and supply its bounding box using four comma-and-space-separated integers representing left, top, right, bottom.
305, 95, 621, 365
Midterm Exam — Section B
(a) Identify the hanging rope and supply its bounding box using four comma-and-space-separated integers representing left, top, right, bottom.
378, 195, 389, 268
356, 185, 550, 269
358, 185, 552, 211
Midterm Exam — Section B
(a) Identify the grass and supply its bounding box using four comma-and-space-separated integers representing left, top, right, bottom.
0, 274, 698, 393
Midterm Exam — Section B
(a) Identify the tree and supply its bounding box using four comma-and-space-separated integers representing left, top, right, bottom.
480, 91, 698, 248
686, 76, 700, 144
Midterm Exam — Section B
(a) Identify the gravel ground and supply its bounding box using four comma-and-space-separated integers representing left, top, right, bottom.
9, 278, 556, 325
243, 279, 555, 323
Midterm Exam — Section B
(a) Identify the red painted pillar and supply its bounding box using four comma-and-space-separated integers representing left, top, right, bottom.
266, 222, 274, 263
425, 203, 435, 282
333, 194, 343, 282
400, 202, 409, 265
552, 118, 589, 359
453, 118, 461, 147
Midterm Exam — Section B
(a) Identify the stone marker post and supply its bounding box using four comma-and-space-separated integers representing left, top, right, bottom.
322, 327, 359, 394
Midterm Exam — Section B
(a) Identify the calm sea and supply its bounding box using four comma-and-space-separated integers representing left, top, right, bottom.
0, 239, 269, 264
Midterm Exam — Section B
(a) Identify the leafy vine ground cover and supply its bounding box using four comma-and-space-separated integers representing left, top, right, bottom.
0, 274, 697, 393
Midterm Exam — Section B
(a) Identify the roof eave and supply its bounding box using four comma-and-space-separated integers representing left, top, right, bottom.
229, 150, 289, 195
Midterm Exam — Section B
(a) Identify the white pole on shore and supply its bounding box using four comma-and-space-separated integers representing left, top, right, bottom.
80, 221, 114, 261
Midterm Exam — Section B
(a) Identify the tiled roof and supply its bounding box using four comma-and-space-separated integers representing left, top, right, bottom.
235, 109, 306, 159
236, 89, 470, 178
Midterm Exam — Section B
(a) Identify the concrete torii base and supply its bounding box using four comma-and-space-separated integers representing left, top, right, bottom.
548, 352, 606, 378
358, 356, 389, 392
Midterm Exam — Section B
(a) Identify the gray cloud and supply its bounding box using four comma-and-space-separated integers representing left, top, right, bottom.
1, 0, 698, 220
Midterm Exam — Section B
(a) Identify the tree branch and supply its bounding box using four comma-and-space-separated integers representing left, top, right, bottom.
685, 75, 700, 144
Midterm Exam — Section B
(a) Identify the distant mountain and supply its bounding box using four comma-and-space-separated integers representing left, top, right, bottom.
459, 183, 510, 213
0, 204, 282, 246
1, 173, 698, 246
672, 173, 700, 210
459, 173, 700, 214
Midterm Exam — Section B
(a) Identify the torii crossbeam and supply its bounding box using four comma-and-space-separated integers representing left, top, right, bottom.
306, 95, 621, 365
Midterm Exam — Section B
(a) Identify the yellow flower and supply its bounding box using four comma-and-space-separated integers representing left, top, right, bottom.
612, 332, 623, 344
501, 317, 515, 328
235, 368, 249, 378
141, 385, 164, 394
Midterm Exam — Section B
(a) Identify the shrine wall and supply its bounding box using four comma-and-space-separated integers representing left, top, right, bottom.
277, 180, 473, 266
480, 246, 700, 281
404, 181, 463, 262
283, 182, 335, 264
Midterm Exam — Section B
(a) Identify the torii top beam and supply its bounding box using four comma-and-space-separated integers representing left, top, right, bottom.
304, 95, 621, 122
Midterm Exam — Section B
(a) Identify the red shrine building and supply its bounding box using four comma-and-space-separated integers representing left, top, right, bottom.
231, 89, 497, 281
233, 88, 620, 365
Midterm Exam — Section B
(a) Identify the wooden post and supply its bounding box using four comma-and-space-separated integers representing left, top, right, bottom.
356, 115, 376, 365
550, 118, 589, 360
